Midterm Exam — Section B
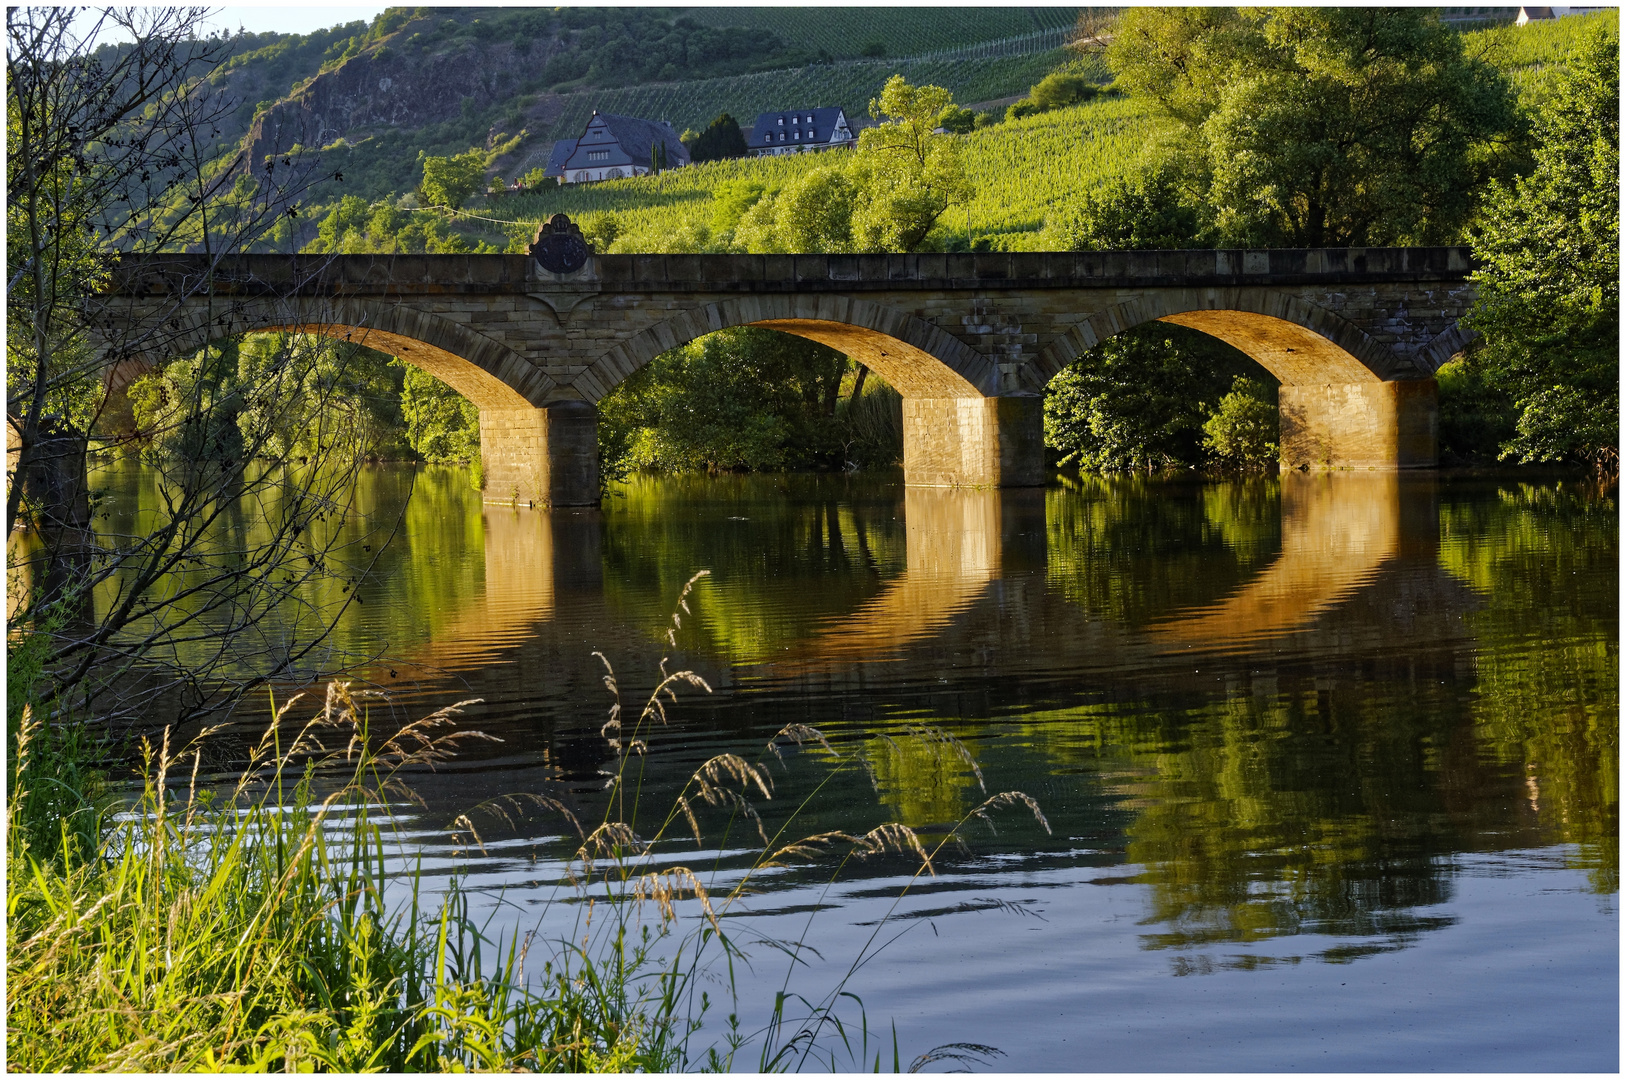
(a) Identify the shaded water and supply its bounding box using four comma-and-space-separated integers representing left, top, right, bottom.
93, 466, 1622, 1070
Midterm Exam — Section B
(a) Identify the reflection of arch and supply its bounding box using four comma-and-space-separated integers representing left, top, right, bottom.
758, 488, 1001, 670
116, 298, 555, 409
390, 507, 557, 674
574, 295, 999, 402
1144, 473, 1399, 651
1031, 288, 1412, 389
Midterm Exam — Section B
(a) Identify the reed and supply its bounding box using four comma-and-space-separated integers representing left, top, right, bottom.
7, 572, 1049, 1071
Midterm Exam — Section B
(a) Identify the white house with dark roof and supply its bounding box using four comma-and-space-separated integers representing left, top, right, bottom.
553, 112, 691, 184
746, 107, 855, 157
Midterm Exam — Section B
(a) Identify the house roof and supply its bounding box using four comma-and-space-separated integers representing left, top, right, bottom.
544, 139, 578, 178
573, 112, 691, 168
746, 107, 849, 149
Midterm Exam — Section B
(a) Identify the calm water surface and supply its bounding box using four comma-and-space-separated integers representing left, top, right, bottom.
103, 466, 1624, 1070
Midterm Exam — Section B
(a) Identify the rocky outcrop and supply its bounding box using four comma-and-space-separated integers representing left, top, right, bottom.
240, 22, 566, 170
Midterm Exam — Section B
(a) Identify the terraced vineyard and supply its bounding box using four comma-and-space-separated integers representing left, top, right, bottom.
678, 6, 1082, 59
512, 42, 1099, 174
1463, 7, 1618, 100
493, 94, 1150, 252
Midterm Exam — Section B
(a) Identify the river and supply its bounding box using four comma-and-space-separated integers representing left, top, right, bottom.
83, 464, 1622, 1070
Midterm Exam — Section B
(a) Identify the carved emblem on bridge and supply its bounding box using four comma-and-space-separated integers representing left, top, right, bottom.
530, 213, 591, 275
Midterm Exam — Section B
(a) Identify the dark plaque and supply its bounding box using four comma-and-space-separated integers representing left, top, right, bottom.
530, 213, 591, 275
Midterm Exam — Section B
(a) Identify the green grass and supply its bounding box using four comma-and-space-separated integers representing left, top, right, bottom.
680, 6, 1081, 59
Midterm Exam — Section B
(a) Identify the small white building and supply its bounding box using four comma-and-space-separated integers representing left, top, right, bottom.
746, 107, 855, 157
552, 112, 690, 184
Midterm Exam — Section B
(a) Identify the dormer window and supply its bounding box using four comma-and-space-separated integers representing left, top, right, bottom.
794, 130, 800, 140
778, 117, 785, 125
809, 129, 817, 140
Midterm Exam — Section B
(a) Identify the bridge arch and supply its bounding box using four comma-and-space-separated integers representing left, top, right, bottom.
1028, 288, 1418, 391
108, 297, 554, 410
573, 294, 999, 403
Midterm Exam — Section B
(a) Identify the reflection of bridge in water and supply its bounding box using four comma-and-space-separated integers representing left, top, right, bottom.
390, 473, 1474, 697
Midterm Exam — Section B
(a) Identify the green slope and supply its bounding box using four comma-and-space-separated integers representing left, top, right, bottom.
676, 7, 1081, 58
482, 93, 1151, 253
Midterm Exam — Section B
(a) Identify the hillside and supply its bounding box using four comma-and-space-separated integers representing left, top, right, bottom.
171, 5, 1614, 254
459, 8, 1617, 256
480, 93, 1150, 255
675, 7, 1080, 57
183, 6, 1083, 231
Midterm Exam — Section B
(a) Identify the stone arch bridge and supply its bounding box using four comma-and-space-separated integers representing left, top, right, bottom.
99, 243, 1474, 507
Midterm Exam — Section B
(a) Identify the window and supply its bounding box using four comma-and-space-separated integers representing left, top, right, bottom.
778, 117, 785, 125
587, 149, 609, 161
809, 129, 817, 140
806, 115, 813, 122
794, 130, 800, 140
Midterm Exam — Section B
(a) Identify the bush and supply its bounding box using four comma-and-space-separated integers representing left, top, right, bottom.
937, 104, 976, 134
1437, 354, 1519, 463
1047, 165, 1204, 250
1202, 376, 1279, 469
1028, 71, 1096, 110
1043, 324, 1261, 471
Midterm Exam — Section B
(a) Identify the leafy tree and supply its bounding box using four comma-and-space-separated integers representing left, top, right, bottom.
936, 104, 976, 134
736, 167, 856, 254
418, 147, 489, 209
8, 7, 378, 725
1043, 325, 1266, 471
397, 362, 480, 463
127, 344, 246, 469
1107, 6, 1518, 246
849, 76, 973, 252
684, 112, 748, 163
1467, 26, 1618, 469
1202, 376, 1279, 468
1435, 354, 1520, 464
1047, 164, 1203, 250
599, 328, 850, 475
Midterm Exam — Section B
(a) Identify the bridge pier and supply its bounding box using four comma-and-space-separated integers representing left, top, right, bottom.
1278, 380, 1438, 470
903, 395, 1045, 488
479, 401, 600, 508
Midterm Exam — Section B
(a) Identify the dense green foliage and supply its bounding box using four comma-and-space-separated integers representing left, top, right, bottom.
599, 327, 900, 476
130, 336, 408, 466
1465, 26, 1618, 468
1092, 7, 1519, 247
1202, 377, 1281, 468
682, 113, 748, 163
1043, 326, 1270, 471
397, 362, 480, 464
419, 148, 491, 211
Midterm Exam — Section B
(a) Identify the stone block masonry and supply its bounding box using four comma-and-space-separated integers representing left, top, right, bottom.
481, 402, 600, 507
97, 245, 1478, 507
